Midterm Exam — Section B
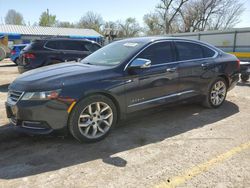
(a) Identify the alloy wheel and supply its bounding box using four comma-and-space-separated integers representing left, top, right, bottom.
210, 81, 226, 106
78, 102, 113, 139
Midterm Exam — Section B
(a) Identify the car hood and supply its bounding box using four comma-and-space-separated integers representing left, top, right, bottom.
9, 62, 110, 91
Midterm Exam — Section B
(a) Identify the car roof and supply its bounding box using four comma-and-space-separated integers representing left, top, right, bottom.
120, 36, 218, 50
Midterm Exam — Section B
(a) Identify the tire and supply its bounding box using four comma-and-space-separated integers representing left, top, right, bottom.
241, 74, 249, 82
202, 77, 227, 108
14, 58, 19, 65
68, 95, 117, 143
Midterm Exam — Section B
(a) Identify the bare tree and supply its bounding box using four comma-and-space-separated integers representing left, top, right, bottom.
143, 13, 163, 35
78, 11, 104, 33
209, 0, 244, 30
156, 0, 189, 33
5, 9, 25, 25
118, 18, 141, 37
180, 0, 244, 32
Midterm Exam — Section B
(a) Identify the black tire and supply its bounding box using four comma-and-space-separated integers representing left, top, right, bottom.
202, 77, 228, 108
68, 95, 117, 143
14, 58, 19, 65
241, 74, 249, 82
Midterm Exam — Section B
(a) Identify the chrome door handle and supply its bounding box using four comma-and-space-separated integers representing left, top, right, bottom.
201, 63, 209, 69
166, 67, 177, 73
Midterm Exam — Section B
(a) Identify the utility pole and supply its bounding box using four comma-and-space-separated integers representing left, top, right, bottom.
47, 8, 49, 26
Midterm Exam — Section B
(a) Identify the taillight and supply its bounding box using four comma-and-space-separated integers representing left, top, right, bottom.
23, 53, 35, 59
236, 59, 240, 70
11, 50, 16, 55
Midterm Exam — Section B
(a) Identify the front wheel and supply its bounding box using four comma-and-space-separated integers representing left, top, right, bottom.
241, 74, 249, 82
68, 95, 117, 143
203, 78, 227, 108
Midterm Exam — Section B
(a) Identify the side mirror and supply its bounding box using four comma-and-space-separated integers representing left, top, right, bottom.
129, 58, 151, 69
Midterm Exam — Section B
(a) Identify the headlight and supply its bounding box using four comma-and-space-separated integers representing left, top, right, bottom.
21, 89, 61, 100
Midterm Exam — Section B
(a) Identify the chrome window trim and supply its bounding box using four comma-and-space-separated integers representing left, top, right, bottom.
128, 90, 195, 108
123, 39, 218, 71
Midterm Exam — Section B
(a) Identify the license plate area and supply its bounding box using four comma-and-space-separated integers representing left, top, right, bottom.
5, 104, 17, 125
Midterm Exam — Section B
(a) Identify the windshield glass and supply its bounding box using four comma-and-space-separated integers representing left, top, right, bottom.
81, 41, 146, 66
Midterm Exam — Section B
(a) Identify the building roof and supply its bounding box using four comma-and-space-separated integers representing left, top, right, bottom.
0, 24, 103, 38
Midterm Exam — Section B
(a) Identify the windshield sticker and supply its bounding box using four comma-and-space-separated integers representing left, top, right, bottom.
123, 43, 139, 47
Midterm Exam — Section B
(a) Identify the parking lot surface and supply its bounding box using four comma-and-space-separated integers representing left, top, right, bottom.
0, 60, 250, 188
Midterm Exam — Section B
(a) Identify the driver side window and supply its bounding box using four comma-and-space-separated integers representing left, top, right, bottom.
137, 42, 175, 65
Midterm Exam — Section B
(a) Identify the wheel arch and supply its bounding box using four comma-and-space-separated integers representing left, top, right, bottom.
218, 74, 230, 88
73, 91, 122, 121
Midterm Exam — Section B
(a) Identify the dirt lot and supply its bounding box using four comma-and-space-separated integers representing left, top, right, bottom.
0, 60, 250, 188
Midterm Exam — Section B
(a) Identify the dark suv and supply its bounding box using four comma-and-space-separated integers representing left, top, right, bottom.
6, 37, 240, 142
18, 38, 101, 73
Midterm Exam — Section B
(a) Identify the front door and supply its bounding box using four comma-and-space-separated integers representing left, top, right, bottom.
125, 41, 180, 112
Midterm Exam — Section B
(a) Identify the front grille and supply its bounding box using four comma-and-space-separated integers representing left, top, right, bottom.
7, 90, 24, 104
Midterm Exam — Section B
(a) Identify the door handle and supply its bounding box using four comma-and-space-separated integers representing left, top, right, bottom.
166, 67, 177, 73
201, 63, 209, 69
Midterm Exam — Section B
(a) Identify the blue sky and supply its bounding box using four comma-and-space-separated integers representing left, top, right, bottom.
0, 0, 249, 28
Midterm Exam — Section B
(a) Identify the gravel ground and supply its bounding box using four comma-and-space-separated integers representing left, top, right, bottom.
0, 60, 249, 188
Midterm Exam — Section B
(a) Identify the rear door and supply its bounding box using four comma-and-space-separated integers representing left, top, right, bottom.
58, 40, 92, 61
125, 41, 180, 112
174, 41, 217, 98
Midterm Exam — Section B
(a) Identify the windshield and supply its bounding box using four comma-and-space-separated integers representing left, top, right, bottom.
81, 41, 146, 66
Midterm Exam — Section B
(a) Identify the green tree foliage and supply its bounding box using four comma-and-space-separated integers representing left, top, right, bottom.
39, 9, 57, 27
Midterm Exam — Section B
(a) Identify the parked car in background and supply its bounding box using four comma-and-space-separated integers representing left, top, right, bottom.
240, 61, 250, 82
6, 37, 240, 142
10, 44, 27, 65
18, 38, 101, 73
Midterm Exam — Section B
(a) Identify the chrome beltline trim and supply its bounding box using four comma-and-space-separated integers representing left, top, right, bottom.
123, 39, 218, 71
128, 90, 195, 108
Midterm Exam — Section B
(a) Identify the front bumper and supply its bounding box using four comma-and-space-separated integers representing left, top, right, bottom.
5, 99, 70, 134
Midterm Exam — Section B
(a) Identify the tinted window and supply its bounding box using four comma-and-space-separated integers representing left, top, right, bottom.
59, 41, 89, 51
84, 43, 100, 52
23, 41, 43, 51
137, 42, 174, 65
45, 41, 58, 49
203, 46, 215, 58
175, 42, 203, 61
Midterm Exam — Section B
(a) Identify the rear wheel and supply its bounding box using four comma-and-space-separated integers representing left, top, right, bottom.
203, 77, 227, 108
68, 95, 117, 143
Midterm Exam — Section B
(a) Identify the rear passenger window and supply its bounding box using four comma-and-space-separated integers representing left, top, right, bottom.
137, 42, 174, 65
175, 42, 203, 61
45, 41, 58, 49
59, 41, 83, 51
203, 46, 215, 58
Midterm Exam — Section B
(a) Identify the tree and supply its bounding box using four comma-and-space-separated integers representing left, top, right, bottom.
78, 11, 104, 33
39, 9, 57, 27
180, 0, 244, 32
118, 18, 141, 37
143, 13, 163, 35
56, 21, 75, 28
5, 9, 25, 25
156, 0, 189, 33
